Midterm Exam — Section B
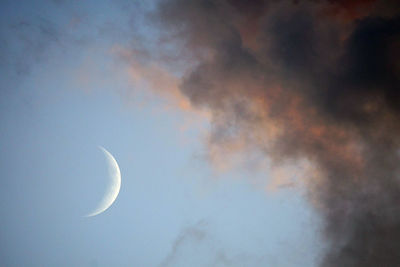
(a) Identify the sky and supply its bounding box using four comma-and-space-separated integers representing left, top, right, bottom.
1, 0, 400, 266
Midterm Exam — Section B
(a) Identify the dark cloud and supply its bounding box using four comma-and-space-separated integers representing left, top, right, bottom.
151, 0, 400, 265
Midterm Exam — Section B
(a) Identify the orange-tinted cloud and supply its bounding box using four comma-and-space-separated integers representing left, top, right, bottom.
130, 1, 400, 265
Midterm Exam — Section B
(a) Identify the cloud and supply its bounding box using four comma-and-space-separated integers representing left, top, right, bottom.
159, 221, 208, 267
158, 221, 268, 267
0, 17, 61, 76
128, 0, 400, 265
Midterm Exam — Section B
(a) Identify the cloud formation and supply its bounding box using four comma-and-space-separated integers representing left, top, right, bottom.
139, 0, 400, 265
158, 221, 278, 267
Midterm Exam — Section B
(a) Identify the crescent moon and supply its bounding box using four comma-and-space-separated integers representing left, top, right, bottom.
84, 146, 121, 217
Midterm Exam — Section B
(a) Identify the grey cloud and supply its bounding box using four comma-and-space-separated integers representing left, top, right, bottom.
147, 1, 400, 265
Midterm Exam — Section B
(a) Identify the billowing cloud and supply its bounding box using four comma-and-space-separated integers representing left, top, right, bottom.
130, 0, 400, 265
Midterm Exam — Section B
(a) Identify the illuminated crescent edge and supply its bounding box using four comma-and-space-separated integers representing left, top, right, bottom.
84, 146, 121, 217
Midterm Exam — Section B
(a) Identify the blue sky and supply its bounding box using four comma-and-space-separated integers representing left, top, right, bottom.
0, 1, 322, 266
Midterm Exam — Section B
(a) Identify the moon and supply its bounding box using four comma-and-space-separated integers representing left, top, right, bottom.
84, 146, 121, 217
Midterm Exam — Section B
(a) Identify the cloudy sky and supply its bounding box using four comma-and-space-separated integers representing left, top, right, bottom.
1, 0, 400, 266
